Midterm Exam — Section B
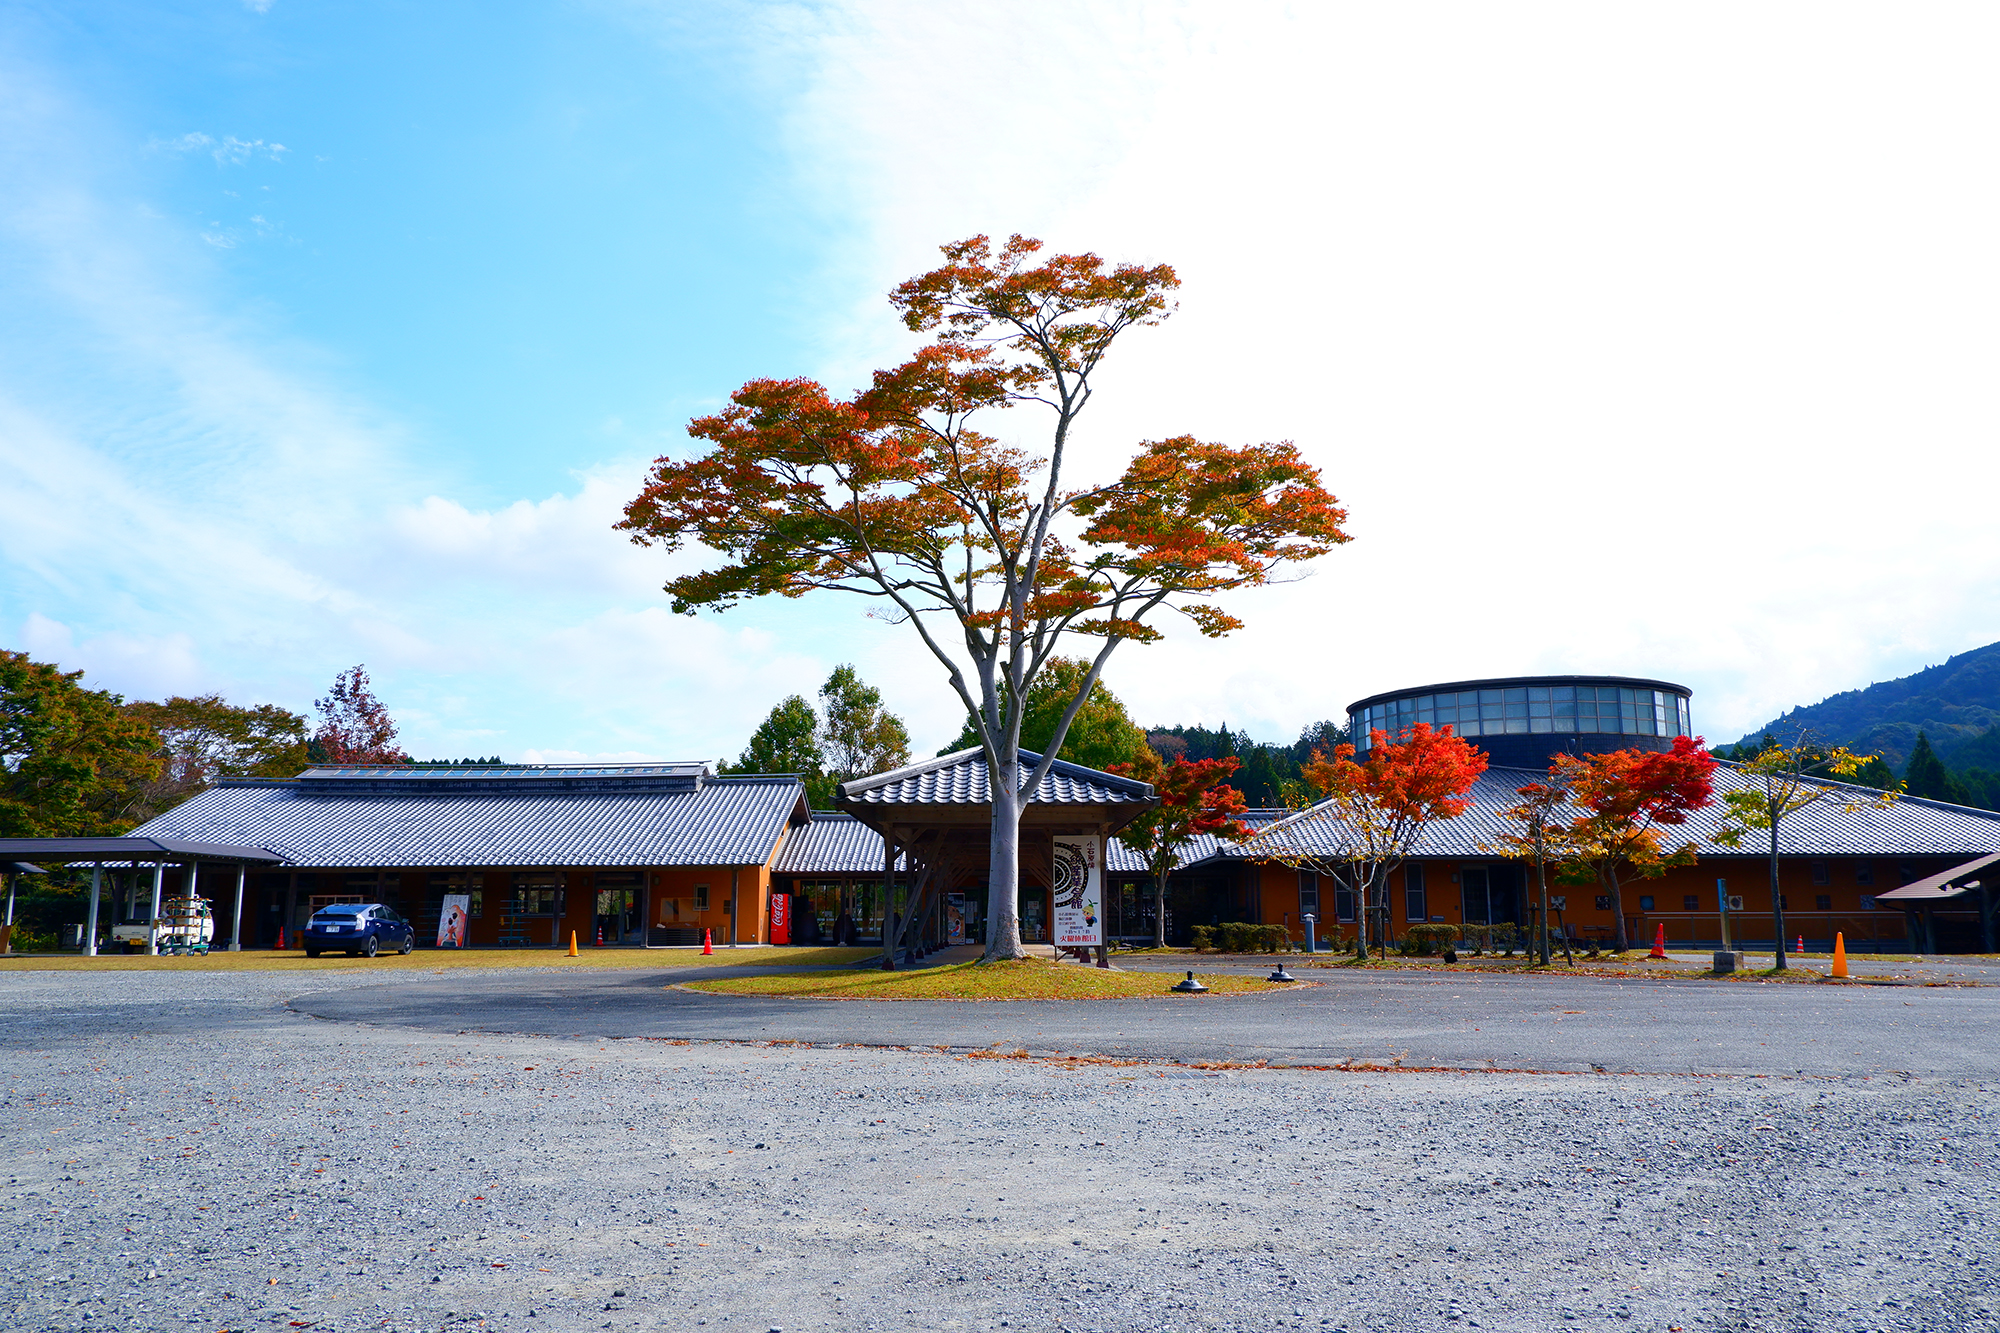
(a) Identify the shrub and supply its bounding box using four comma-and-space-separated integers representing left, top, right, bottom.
1208, 922, 1290, 953
1188, 925, 1216, 952
1404, 923, 1459, 957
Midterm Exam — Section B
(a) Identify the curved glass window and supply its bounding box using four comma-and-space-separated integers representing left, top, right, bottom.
1354, 684, 1690, 751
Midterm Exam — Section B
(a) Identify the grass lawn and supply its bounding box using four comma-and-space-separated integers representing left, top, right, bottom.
0, 946, 877, 973
683, 957, 1299, 1001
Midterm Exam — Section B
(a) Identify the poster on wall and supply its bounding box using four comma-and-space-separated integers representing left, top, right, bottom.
437, 894, 470, 948
947, 893, 966, 945
1051, 835, 1103, 948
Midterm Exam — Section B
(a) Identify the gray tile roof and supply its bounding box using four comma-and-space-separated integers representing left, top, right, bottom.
1228, 762, 2000, 864
772, 812, 903, 876
1104, 811, 1285, 875
126, 775, 805, 869
838, 749, 1154, 807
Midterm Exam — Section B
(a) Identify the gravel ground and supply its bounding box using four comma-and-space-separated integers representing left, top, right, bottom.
2, 970, 1997, 1333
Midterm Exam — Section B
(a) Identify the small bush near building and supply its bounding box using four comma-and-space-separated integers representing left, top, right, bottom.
1189, 923, 1290, 953
1403, 923, 1459, 956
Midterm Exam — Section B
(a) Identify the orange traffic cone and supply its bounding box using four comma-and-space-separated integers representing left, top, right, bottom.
1795, 934, 1805, 954
701, 927, 713, 956
595, 924, 604, 947
1649, 923, 1666, 959
567, 931, 579, 957
276, 927, 286, 951
1832, 932, 1849, 979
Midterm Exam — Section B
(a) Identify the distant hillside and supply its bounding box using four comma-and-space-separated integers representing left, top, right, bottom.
1730, 641, 2000, 768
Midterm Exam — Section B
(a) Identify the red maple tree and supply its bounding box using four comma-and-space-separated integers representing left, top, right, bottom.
1248, 723, 1488, 958
311, 666, 409, 765
1109, 751, 1252, 949
1557, 735, 1717, 951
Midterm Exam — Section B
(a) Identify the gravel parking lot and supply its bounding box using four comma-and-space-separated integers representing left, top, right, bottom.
3, 968, 1996, 1333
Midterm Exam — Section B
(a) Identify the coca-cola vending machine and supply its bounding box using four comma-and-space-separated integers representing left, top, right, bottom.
769, 892, 791, 945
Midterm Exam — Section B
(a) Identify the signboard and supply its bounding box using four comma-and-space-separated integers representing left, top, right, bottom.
769, 892, 791, 945
1052, 835, 1103, 948
437, 894, 470, 948
947, 893, 966, 945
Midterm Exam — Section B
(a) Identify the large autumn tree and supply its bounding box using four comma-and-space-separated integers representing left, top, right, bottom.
620, 234, 1350, 961
1243, 724, 1487, 959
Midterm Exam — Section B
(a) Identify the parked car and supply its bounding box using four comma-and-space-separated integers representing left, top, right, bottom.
304, 903, 415, 958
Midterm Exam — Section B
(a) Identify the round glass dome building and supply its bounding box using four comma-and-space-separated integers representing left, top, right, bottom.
1347, 675, 1694, 769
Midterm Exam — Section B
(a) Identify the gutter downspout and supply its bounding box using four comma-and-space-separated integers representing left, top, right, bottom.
86, 863, 102, 956
147, 862, 165, 955
729, 866, 739, 948
230, 863, 245, 952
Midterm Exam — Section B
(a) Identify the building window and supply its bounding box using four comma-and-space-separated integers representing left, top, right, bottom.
1298, 870, 1319, 916
1815, 894, 1832, 911
509, 870, 559, 917
694, 883, 710, 912
1898, 862, 1920, 885
1682, 895, 1698, 911
1855, 863, 1874, 885
1594, 895, 1612, 911
1860, 895, 1877, 911
1405, 866, 1427, 922
1638, 896, 1655, 912
1334, 884, 1355, 922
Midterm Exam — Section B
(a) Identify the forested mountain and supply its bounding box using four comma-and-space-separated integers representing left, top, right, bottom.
1728, 641, 2000, 769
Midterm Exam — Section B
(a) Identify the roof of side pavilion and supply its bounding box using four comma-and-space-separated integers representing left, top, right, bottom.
833, 749, 1157, 837
121, 764, 808, 869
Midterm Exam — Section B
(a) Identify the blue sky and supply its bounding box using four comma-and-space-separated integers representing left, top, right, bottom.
5, 1, 1998, 763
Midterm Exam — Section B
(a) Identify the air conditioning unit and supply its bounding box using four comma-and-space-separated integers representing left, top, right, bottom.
1726, 896, 1744, 912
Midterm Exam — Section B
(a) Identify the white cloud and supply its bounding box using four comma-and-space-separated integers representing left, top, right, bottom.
693, 0, 2000, 744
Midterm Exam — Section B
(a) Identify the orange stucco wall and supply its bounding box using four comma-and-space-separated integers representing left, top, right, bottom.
1241, 855, 1943, 945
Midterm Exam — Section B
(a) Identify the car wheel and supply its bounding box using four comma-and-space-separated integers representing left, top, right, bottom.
363, 936, 379, 958
307, 949, 320, 958
399, 933, 414, 955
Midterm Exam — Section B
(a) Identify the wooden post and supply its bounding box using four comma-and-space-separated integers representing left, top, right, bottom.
881, 829, 897, 970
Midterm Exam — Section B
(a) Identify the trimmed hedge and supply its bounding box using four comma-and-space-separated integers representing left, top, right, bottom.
1189, 922, 1292, 953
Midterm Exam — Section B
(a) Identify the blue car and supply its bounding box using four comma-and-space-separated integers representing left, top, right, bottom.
304, 903, 415, 958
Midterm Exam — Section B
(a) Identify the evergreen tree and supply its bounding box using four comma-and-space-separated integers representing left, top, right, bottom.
1903, 731, 1970, 804
939, 659, 1148, 772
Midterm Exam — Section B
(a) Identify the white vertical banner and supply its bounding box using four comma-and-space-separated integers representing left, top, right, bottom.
1052, 835, 1103, 948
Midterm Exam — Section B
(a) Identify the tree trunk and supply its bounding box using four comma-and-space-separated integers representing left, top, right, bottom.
1606, 867, 1628, 952
1352, 870, 1368, 961
1153, 869, 1168, 950
984, 780, 1027, 961
1536, 857, 1551, 966
1768, 811, 1788, 970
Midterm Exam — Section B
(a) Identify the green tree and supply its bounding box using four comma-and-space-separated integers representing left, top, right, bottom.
1902, 731, 1970, 804
721, 695, 829, 803
940, 657, 1147, 772
1715, 729, 1896, 969
122, 695, 309, 819
818, 665, 911, 791
0, 651, 163, 837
